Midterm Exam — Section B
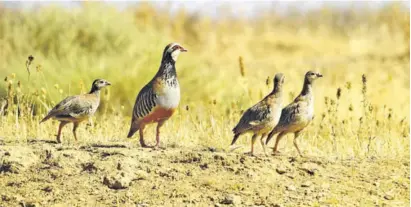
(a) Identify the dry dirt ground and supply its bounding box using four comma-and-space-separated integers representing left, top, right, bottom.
0, 140, 409, 207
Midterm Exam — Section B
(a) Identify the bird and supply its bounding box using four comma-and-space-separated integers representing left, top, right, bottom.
40, 79, 111, 143
231, 73, 285, 155
265, 71, 323, 157
127, 43, 187, 148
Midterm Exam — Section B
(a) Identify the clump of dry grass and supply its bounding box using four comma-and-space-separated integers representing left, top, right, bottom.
0, 2, 409, 159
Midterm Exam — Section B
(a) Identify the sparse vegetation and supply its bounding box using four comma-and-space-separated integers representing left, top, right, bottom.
0, 2, 409, 206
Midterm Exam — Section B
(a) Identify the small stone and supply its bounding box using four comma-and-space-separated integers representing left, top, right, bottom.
276, 166, 287, 175
81, 162, 98, 173
103, 173, 132, 189
20, 202, 38, 207
208, 147, 217, 152
384, 194, 394, 200
42, 186, 53, 192
369, 190, 378, 195
287, 175, 295, 179
200, 163, 208, 170
300, 163, 319, 175
135, 170, 148, 180
286, 185, 296, 191
301, 181, 312, 187
373, 181, 380, 187
289, 157, 298, 163
220, 194, 241, 205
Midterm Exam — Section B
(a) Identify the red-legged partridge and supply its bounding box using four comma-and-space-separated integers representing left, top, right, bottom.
127, 43, 187, 148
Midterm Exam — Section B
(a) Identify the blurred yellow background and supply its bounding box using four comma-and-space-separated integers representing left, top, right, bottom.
0, 1, 409, 158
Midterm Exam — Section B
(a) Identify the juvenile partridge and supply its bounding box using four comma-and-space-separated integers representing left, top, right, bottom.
127, 43, 187, 148
266, 71, 323, 157
40, 79, 111, 143
231, 73, 285, 155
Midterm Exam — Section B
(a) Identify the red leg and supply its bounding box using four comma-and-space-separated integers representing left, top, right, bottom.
155, 120, 166, 148
273, 132, 286, 155
293, 131, 303, 157
139, 124, 150, 148
249, 134, 257, 156
57, 121, 68, 143
72, 122, 79, 141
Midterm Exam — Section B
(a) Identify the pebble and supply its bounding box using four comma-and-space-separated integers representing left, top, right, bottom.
384, 194, 394, 200
276, 166, 287, 175
286, 185, 296, 191
102, 173, 132, 189
301, 181, 312, 187
220, 194, 241, 205
300, 163, 319, 175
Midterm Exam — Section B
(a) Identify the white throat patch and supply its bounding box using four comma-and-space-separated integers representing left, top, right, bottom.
171, 50, 181, 62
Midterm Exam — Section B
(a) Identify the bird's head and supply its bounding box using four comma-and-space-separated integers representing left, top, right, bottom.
274, 73, 285, 85
272, 73, 285, 93
162, 43, 188, 62
305, 71, 323, 83
91, 79, 111, 91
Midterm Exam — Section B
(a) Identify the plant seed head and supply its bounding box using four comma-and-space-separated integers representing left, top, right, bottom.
336, 88, 341, 100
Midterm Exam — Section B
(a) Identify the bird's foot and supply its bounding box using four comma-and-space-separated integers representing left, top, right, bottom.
153, 144, 165, 150
140, 143, 152, 148
244, 151, 255, 157
271, 150, 282, 156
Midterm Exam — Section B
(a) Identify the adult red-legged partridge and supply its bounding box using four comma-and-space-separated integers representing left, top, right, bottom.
231, 73, 285, 155
266, 71, 323, 157
40, 79, 111, 143
127, 43, 187, 148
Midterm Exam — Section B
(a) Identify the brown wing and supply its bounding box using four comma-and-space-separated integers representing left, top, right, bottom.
232, 101, 270, 135
272, 98, 310, 132
40, 95, 94, 122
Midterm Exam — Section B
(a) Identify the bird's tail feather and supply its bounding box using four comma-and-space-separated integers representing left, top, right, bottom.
231, 133, 240, 145
232, 125, 241, 135
127, 120, 140, 138
265, 127, 279, 145
40, 115, 52, 123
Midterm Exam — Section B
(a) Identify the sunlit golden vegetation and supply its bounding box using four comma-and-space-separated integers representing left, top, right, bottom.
0, 2, 409, 159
